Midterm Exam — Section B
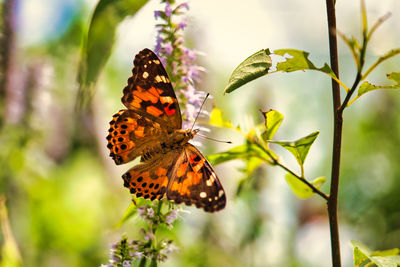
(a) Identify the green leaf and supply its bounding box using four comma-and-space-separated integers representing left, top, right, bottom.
371, 248, 400, 257
269, 131, 319, 166
0, 197, 22, 267
352, 240, 400, 267
207, 143, 273, 166
285, 174, 326, 199
372, 48, 400, 69
260, 109, 283, 141
358, 72, 400, 97
209, 107, 233, 128
114, 203, 137, 228
77, 0, 148, 108
224, 49, 272, 94
274, 49, 337, 79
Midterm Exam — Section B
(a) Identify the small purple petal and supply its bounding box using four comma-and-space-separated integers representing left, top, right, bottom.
165, 2, 172, 17
154, 10, 161, 19
177, 18, 187, 30
164, 43, 173, 55
177, 2, 189, 11
146, 208, 154, 218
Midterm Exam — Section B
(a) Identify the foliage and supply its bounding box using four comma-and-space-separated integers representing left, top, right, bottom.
218, 0, 400, 265
352, 241, 400, 267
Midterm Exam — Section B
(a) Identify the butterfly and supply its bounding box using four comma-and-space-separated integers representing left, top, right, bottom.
106, 48, 226, 212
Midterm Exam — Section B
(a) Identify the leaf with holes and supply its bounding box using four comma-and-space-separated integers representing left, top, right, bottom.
358, 72, 400, 97
274, 49, 336, 79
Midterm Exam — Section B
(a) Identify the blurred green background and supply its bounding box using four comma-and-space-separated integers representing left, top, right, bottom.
0, 0, 399, 266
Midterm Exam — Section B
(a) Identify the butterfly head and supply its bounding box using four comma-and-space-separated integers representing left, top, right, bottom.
176, 128, 199, 141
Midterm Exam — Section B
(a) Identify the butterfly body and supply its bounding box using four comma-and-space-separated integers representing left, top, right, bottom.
140, 129, 198, 162
107, 49, 226, 212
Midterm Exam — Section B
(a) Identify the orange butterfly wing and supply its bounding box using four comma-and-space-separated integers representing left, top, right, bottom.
167, 144, 226, 212
107, 48, 227, 212
121, 48, 182, 131
121, 144, 226, 212
106, 109, 167, 165
107, 49, 181, 165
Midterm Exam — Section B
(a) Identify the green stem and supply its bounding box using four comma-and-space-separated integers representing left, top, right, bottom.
138, 257, 147, 267
254, 142, 329, 200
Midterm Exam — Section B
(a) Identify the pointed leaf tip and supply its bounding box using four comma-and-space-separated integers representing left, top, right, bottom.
269, 131, 319, 166
260, 109, 284, 141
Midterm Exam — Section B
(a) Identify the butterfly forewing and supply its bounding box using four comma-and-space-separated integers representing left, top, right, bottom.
107, 109, 167, 165
122, 48, 182, 131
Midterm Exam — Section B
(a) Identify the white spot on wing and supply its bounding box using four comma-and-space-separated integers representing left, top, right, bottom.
218, 190, 224, 197
142, 72, 149, 79
200, 192, 207, 198
155, 75, 162, 82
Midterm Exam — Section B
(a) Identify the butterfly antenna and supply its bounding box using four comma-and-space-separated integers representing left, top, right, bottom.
190, 93, 210, 131
197, 134, 232, 144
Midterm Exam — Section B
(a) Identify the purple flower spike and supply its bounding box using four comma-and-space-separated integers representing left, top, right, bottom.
165, 2, 172, 17
154, 10, 161, 19
155, 36, 163, 53
164, 43, 173, 55
177, 18, 187, 30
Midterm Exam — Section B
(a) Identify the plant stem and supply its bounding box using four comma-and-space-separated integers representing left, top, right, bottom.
325, 0, 342, 266
274, 160, 329, 200
258, 143, 329, 200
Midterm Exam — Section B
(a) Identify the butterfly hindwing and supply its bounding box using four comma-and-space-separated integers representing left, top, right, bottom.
107, 109, 167, 165
122, 151, 180, 201
122, 48, 182, 131
167, 144, 226, 212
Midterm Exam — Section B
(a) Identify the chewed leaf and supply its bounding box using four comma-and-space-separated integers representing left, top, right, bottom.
77, 0, 148, 107
269, 131, 319, 166
358, 72, 400, 97
260, 109, 283, 141
209, 108, 233, 128
224, 49, 272, 94
274, 49, 337, 79
207, 143, 274, 166
285, 174, 326, 199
